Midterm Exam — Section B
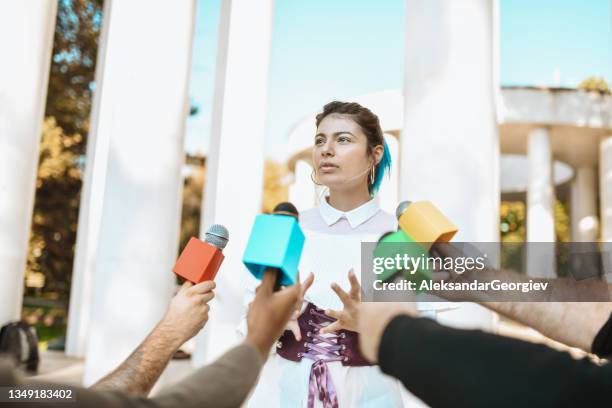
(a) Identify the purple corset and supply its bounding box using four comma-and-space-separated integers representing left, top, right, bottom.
276, 302, 372, 408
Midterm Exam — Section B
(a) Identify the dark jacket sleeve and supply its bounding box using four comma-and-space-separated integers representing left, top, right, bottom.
592, 313, 612, 358
378, 315, 612, 408
0, 344, 262, 408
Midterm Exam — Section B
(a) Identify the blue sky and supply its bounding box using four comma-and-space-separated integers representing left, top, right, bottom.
185, 0, 611, 157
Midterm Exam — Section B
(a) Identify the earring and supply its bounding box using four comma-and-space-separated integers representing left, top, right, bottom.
311, 169, 323, 185
369, 166, 376, 185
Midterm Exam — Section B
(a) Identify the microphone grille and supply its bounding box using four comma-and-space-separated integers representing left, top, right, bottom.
204, 224, 229, 250
272, 202, 299, 219
395, 201, 412, 220
378, 230, 396, 243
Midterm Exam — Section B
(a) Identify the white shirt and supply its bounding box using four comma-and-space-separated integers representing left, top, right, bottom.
306, 192, 397, 232
244, 192, 427, 407
299, 194, 397, 312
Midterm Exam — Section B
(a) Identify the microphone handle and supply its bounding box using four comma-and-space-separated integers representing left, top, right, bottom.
264, 266, 283, 292
273, 268, 283, 292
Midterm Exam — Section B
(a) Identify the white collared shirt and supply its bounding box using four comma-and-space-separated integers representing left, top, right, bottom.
297, 192, 397, 310
245, 195, 409, 408
300, 191, 397, 235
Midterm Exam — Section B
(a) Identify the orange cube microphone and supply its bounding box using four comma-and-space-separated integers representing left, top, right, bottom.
173, 224, 229, 284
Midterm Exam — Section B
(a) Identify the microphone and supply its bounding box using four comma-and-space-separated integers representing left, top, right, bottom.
173, 224, 229, 284
396, 200, 457, 251
373, 201, 457, 286
373, 227, 433, 286
271, 202, 299, 220
243, 202, 305, 291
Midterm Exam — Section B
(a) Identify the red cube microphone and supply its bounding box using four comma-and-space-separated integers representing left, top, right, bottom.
173, 224, 229, 283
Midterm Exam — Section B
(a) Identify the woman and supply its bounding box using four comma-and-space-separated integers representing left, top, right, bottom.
245, 101, 412, 407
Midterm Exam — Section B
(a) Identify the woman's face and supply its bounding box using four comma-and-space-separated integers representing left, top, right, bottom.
313, 114, 375, 190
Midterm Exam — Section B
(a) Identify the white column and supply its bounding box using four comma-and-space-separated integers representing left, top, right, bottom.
65, 0, 113, 358
377, 134, 399, 215
401, 0, 499, 330
83, 0, 196, 385
600, 137, 612, 282
526, 127, 556, 278
600, 137, 612, 242
193, 0, 274, 366
289, 160, 316, 211
571, 166, 598, 242
0, 2, 57, 325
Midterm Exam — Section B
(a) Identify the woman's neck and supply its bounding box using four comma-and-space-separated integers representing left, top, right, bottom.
327, 186, 372, 212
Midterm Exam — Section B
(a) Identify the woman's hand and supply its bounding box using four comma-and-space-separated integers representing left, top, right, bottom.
320, 269, 360, 334
285, 272, 315, 341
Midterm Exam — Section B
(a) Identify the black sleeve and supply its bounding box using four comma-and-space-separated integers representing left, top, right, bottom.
378, 315, 612, 408
592, 313, 612, 358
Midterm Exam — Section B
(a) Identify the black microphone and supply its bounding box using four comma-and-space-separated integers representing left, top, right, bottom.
272, 202, 299, 220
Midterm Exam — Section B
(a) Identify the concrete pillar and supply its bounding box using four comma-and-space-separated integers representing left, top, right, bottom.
83, 0, 196, 385
600, 137, 612, 242
65, 0, 113, 358
526, 127, 556, 278
571, 166, 599, 242
401, 0, 499, 330
377, 134, 399, 215
193, 0, 274, 366
600, 137, 612, 281
289, 160, 316, 211
0, 1, 57, 325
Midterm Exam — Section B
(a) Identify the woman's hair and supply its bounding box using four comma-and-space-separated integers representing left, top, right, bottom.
315, 101, 391, 195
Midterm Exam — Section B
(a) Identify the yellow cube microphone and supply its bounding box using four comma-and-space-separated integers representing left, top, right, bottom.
396, 200, 458, 250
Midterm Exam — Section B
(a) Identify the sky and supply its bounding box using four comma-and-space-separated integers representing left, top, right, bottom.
184, 0, 611, 158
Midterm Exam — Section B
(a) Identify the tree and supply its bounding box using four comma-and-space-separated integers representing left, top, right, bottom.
578, 76, 610, 95
26, 0, 104, 301
45, 0, 104, 140
262, 160, 290, 213
179, 159, 206, 254
25, 118, 83, 298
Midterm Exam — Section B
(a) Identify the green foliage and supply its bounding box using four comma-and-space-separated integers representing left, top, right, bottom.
26, 118, 83, 298
26, 0, 103, 302
262, 160, 289, 213
45, 0, 104, 140
179, 162, 205, 255
578, 76, 610, 95
499, 199, 571, 273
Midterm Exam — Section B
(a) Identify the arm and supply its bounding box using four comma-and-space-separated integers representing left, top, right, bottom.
457, 266, 612, 351
1, 270, 300, 408
153, 269, 300, 408
238, 272, 314, 341
1, 345, 262, 408
483, 300, 612, 352
462, 267, 611, 351
152, 343, 263, 408
92, 280, 215, 395
432, 243, 612, 352
377, 315, 612, 408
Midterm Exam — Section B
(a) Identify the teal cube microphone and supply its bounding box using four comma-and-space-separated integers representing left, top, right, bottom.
243, 202, 305, 290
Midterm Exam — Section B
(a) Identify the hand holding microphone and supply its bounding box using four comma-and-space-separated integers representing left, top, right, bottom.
245, 269, 303, 359
374, 200, 457, 286
166, 224, 229, 342
243, 202, 306, 290
242, 202, 311, 340
173, 224, 229, 284
159, 280, 216, 344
